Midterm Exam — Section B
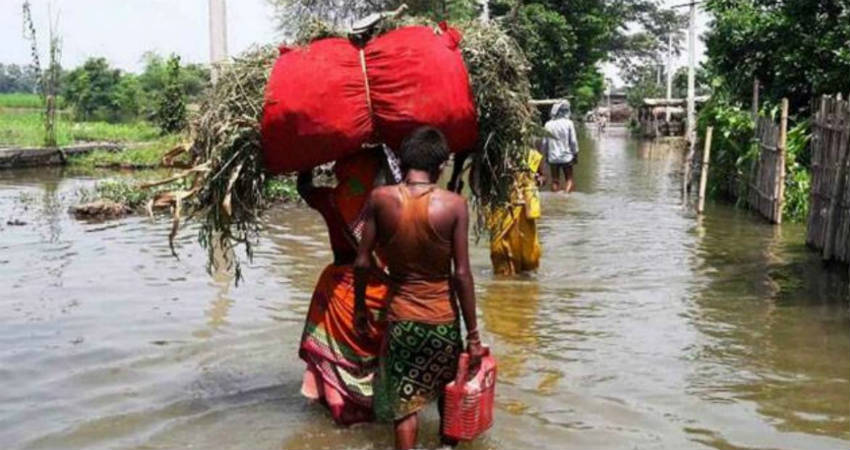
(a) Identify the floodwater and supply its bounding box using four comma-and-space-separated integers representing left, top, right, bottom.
1, 127, 847, 450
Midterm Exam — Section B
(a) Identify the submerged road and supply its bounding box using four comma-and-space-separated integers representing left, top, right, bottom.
0, 127, 847, 449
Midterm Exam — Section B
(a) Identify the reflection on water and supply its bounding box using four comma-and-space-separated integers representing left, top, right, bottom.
481, 279, 541, 382
688, 207, 849, 444
0, 129, 847, 449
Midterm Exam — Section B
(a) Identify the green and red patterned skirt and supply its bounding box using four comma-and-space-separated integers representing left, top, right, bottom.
373, 320, 462, 421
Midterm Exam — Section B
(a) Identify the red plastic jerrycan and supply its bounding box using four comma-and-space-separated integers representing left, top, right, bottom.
442, 348, 497, 441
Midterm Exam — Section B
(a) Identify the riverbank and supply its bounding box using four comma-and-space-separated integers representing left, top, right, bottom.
0, 142, 127, 168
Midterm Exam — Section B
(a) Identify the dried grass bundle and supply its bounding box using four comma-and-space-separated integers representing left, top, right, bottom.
190, 46, 278, 281
144, 46, 277, 281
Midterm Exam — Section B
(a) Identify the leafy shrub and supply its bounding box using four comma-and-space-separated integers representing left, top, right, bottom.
783, 121, 811, 223
698, 85, 813, 223
697, 88, 755, 201
154, 55, 187, 134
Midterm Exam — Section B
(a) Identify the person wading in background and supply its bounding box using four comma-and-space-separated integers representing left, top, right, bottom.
542, 100, 580, 192
353, 127, 484, 450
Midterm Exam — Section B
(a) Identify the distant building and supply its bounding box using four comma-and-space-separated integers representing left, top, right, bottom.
637, 97, 709, 138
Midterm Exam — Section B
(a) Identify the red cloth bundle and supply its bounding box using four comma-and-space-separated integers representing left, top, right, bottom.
261, 23, 479, 174
442, 348, 497, 441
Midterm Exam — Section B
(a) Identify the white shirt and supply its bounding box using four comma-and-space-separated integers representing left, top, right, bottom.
543, 117, 579, 165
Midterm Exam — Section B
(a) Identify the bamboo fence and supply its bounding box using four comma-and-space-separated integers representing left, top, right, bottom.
806, 95, 850, 269
746, 99, 788, 224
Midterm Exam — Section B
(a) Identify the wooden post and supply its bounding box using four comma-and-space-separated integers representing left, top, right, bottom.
823, 95, 850, 260
698, 126, 714, 214
775, 98, 789, 224
752, 78, 760, 122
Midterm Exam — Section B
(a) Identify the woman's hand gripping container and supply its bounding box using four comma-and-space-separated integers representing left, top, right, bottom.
442, 348, 497, 441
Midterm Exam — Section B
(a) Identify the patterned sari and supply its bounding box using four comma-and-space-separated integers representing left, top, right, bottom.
298, 149, 400, 425
299, 264, 389, 424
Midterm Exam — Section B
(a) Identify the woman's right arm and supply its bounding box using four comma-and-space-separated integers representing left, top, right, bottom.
450, 197, 484, 366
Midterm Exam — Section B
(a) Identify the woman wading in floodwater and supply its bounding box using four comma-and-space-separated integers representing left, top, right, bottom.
354, 127, 484, 449
297, 150, 398, 425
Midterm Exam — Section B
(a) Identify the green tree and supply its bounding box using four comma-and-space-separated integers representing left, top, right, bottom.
181, 63, 211, 98
696, 0, 849, 222
490, 0, 620, 111
113, 74, 142, 121
0, 63, 40, 93
672, 65, 710, 99
138, 52, 210, 118
62, 57, 143, 123
63, 58, 122, 121
509, 4, 575, 100
625, 63, 665, 109
154, 55, 187, 134
703, 0, 850, 112
489, 1, 686, 114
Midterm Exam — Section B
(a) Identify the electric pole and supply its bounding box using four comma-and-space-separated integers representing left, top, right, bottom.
209, 0, 228, 84
683, 0, 697, 197
480, 0, 490, 22
666, 33, 673, 122
687, 1, 696, 147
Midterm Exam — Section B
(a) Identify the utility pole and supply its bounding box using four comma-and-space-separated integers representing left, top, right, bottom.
657, 60, 662, 86
666, 33, 673, 122
684, 0, 697, 197
209, 0, 228, 84
480, 0, 490, 22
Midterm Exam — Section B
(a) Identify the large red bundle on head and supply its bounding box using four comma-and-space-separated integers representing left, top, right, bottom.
261, 24, 478, 174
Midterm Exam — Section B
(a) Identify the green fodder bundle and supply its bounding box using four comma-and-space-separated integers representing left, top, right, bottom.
458, 20, 539, 212
155, 19, 537, 280
145, 45, 277, 281
190, 46, 279, 280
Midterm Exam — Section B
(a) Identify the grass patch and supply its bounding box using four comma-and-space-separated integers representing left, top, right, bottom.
74, 174, 298, 222
77, 173, 182, 210
81, 179, 153, 210
0, 110, 159, 147
71, 135, 182, 168
67, 120, 159, 143
0, 93, 65, 109
0, 110, 64, 146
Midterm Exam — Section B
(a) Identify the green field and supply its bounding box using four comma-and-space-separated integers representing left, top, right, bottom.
0, 93, 65, 109
0, 110, 159, 147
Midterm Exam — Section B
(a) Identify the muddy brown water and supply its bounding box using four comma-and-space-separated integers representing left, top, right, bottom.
1, 128, 847, 450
